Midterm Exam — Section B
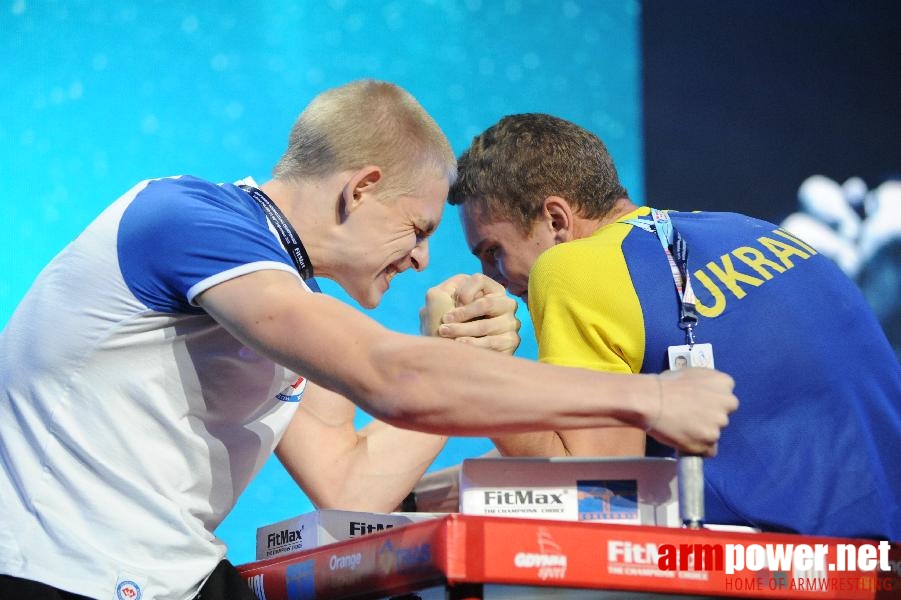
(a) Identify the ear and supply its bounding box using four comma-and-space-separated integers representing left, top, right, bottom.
542, 196, 576, 243
340, 166, 383, 218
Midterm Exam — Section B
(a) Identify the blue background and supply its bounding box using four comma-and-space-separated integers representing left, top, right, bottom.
1, 0, 642, 565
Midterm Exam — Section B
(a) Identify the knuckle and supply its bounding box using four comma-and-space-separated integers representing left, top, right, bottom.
473, 296, 492, 313
466, 322, 488, 337
425, 288, 446, 302
476, 272, 501, 291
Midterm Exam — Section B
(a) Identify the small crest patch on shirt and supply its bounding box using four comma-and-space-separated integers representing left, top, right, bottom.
114, 575, 144, 600
276, 376, 307, 402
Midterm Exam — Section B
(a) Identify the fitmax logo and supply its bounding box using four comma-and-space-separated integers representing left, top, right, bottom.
483, 490, 565, 505
349, 521, 396, 536
267, 527, 302, 548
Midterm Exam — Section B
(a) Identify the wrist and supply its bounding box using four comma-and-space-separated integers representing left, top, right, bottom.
644, 376, 664, 432
627, 374, 662, 431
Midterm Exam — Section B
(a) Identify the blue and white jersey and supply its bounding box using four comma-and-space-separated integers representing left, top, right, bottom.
0, 176, 313, 600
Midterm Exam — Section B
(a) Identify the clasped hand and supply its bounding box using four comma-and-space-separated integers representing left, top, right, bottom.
419, 273, 521, 355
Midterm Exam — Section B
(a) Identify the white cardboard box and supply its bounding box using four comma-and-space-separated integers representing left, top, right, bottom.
459, 456, 679, 527
255, 509, 441, 560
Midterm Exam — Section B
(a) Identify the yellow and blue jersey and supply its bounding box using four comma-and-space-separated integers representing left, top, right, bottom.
529, 206, 901, 539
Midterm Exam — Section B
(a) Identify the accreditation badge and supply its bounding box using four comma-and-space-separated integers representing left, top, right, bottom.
668, 343, 715, 370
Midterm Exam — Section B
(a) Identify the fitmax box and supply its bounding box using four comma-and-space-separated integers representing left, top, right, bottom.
459, 456, 679, 527
256, 509, 441, 560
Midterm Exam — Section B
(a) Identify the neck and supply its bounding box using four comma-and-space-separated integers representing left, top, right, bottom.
257, 177, 342, 280
578, 197, 640, 237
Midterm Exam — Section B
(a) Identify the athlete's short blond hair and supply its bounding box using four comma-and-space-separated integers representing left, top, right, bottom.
274, 80, 456, 199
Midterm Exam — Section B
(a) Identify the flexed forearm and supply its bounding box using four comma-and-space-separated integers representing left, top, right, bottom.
276, 384, 447, 513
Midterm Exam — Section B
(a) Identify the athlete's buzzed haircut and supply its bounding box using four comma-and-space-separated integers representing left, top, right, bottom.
274, 79, 456, 199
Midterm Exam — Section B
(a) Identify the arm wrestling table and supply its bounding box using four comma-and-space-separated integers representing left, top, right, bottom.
237, 514, 901, 599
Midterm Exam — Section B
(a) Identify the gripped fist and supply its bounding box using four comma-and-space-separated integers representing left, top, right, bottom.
646, 368, 738, 457
419, 273, 521, 354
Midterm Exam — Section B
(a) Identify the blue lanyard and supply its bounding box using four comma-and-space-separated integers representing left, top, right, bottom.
622, 209, 699, 345
239, 184, 321, 293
